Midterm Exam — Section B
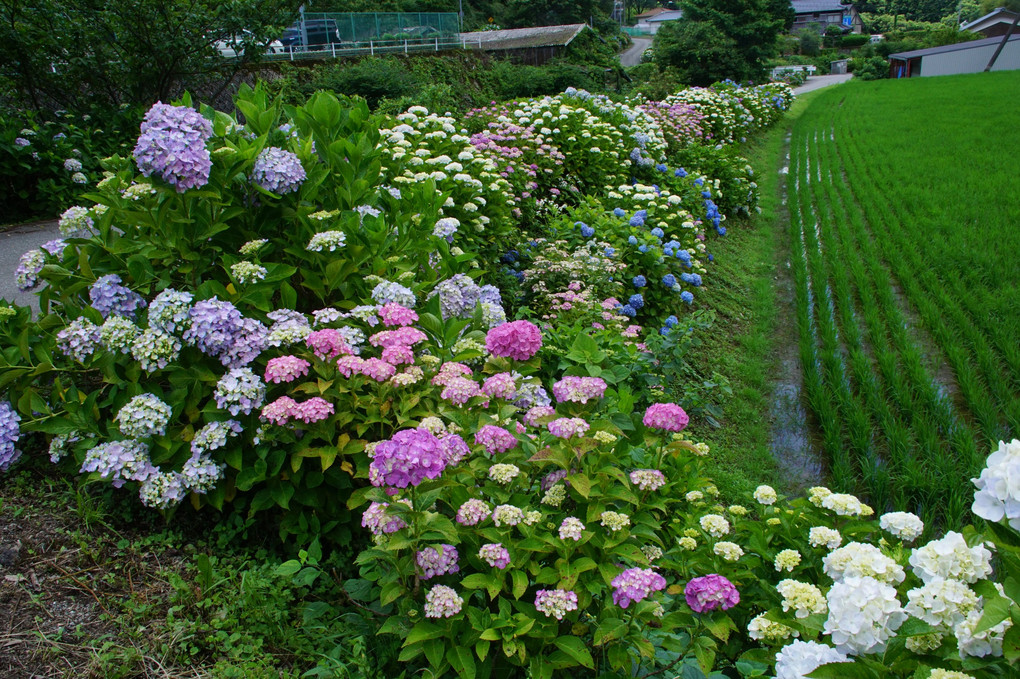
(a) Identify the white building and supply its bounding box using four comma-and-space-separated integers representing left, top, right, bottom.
888, 33, 1020, 77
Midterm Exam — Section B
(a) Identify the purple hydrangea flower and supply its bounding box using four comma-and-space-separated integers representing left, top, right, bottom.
535, 589, 579, 619
80, 440, 155, 487
456, 499, 490, 526
551, 376, 607, 404
474, 425, 517, 454
0, 401, 22, 471
252, 147, 305, 194
362, 500, 409, 535
428, 275, 481, 319
416, 544, 460, 579
369, 428, 448, 488
479, 543, 510, 569
89, 274, 146, 319
213, 367, 265, 416
612, 567, 667, 608
15, 249, 45, 291
56, 318, 101, 362
133, 102, 213, 192
684, 574, 740, 613
41, 239, 66, 256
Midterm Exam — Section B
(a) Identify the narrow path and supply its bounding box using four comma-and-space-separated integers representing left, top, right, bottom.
792, 74, 852, 95
0, 220, 60, 311
619, 38, 652, 68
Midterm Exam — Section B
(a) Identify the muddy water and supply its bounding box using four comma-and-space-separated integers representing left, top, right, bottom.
770, 132, 826, 494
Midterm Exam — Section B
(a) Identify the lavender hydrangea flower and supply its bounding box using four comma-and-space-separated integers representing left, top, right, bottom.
0, 401, 22, 471
429, 275, 481, 319
369, 428, 447, 488
684, 574, 740, 613
456, 499, 491, 526
133, 102, 214, 192
90, 274, 146, 319
116, 394, 172, 438
41, 239, 66, 256
15, 249, 45, 291
179, 453, 226, 494
148, 289, 193, 335
372, 280, 416, 308
479, 543, 510, 569
416, 545, 460, 579
80, 440, 155, 487
252, 147, 305, 194
190, 419, 242, 455
362, 500, 409, 535
64, 158, 83, 172
433, 217, 459, 241
213, 367, 265, 416
56, 318, 101, 362
424, 585, 463, 618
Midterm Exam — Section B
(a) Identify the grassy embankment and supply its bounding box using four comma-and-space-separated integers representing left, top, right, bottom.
785, 70, 1020, 530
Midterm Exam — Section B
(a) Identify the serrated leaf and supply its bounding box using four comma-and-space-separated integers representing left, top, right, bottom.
553, 637, 594, 669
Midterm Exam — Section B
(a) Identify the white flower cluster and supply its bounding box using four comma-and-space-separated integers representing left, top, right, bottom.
699, 513, 730, 537
230, 261, 267, 285
879, 511, 925, 541
713, 541, 743, 561
488, 463, 520, 485
971, 439, 1020, 529
748, 614, 798, 643
904, 577, 978, 630
777, 579, 828, 618
774, 640, 848, 679
909, 532, 993, 584
823, 542, 905, 585
753, 484, 777, 505
820, 492, 872, 517
808, 526, 842, 550
823, 575, 906, 655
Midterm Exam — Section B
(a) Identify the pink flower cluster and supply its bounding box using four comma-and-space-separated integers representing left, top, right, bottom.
362, 500, 408, 535
416, 544, 460, 579
481, 372, 517, 400
264, 355, 310, 383
611, 567, 667, 609
474, 425, 518, 454
525, 406, 556, 427
439, 433, 470, 466
336, 355, 397, 382
630, 469, 667, 492
547, 417, 590, 439
424, 585, 463, 618
370, 327, 427, 348
534, 589, 579, 620
456, 498, 491, 526
485, 320, 542, 361
261, 396, 334, 425
306, 329, 351, 359
684, 574, 740, 613
479, 543, 510, 569
642, 403, 690, 432
369, 428, 448, 488
552, 376, 607, 404
378, 303, 418, 327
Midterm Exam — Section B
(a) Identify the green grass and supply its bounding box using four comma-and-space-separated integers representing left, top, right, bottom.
686, 89, 830, 501
785, 70, 1020, 528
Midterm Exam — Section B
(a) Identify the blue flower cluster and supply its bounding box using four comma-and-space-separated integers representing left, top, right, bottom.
90, 274, 147, 320
632, 275, 646, 288
252, 147, 306, 195
133, 103, 213, 193
681, 273, 703, 287
0, 401, 21, 471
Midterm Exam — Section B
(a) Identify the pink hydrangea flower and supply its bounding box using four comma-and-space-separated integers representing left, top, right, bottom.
337, 355, 365, 377
684, 574, 740, 613
362, 500, 408, 535
378, 303, 419, 327
481, 372, 517, 399
293, 397, 334, 423
534, 589, 579, 619
485, 320, 542, 361
441, 376, 482, 406
306, 329, 350, 360
416, 544, 459, 579
612, 568, 667, 609
474, 425, 518, 454
642, 403, 689, 432
456, 499, 491, 525
630, 469, 666, 492
547, 417, 590, 439
479, 543, 510, 569
424, 585, 463, 618
381, 344, 415, 365
261, 396, 298, 425
264, 355, 310, 384
370, 327, 427, 348
439, 433, 470, 465
552, 376, 607, 404
431, 362, 473, 386
358, 357, 397, 382
525, 406, 556, 427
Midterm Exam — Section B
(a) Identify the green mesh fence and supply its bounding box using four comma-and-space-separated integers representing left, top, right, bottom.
303, 12, 461, 43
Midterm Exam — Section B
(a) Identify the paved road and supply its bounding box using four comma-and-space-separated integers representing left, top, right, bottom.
793, 73, 853, 95
0, 220, 60, 311
619, 37, 652, 68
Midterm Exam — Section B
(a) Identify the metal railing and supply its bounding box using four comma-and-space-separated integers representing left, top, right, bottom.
257, 36, 498, 62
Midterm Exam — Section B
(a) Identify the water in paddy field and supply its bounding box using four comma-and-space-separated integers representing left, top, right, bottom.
770, 131, 825, 494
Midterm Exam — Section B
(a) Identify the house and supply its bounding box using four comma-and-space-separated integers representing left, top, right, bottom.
635, 9, 684, 34
458, 23, 590, 65
791, 0, 862, 34
888, 33, 1020, 77
960, 7, 1020, 38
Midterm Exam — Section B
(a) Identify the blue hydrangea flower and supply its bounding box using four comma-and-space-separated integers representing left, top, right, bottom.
662, 274, 677, 288
675, 168, 687, 178
252, 147, 305, 195
630, 215, 645, 227
635, 210, 648, 219
604, 247, 615, 256
613, 207, 626, 217
628, 294, 644, 309
90, 274, 147, 320
701, 190, 712, 199
651, 228, 664, 239
694, 178, 704, 187
681, 291, 694, 304
663, 247, 674, 257
620, 304, 637, 318
717, 226, 727, 236
0, 401, 22, 471
579, 223, 595, 238
628, 235, 638, 245
501, 250, 519, 263
133, 103, 213, 192
665, 315, 679, 328
681, 273, 703, 287
677, 250, 692, 264
656, 164, 667, 172
638, 245, 648, 253
632, 275, 646, 288
708, 254, 715, 262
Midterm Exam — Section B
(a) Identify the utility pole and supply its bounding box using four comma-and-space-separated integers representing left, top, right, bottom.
459, 0, 464, 32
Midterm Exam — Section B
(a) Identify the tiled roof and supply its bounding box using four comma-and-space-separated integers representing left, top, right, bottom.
792, 0, 850, 14
888, 32, 1018, 59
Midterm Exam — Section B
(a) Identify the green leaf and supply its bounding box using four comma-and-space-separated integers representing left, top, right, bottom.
568, 473, 591, 499
461, 574, 492, 590
511, 570, 528, 600
553, 637, 594, 669
405, 621, 444, 645
446, 645, 476, 679
594, 618, 628, 645
275, 560, 301, 577
805, 661, 873, 679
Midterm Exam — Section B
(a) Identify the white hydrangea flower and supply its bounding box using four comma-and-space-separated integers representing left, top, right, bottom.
904, 577, 978, 630
775, 549, 802, 572
823, 542, 905, 585
774, 640, 848, 679
954, 607, 1012, 658
753, 484, 777, 505
747, 614, 798, 643
971, 439, 1020, 529
713, 541, 744, 561
909, 532, 994, 584
808, 526, 842, 550
699, 513, 730, 537
821, 492, 870, 517
880, 511, 924, 542
823, 576, 907, 655
777, 579, 828, 619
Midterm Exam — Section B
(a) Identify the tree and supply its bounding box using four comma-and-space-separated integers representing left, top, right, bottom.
0, 0, 301, 112
654, 0, 793, 84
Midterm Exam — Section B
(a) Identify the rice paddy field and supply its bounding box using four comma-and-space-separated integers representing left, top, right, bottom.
786, 70, 1020, 531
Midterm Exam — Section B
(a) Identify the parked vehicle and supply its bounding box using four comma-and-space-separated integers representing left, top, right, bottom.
279, 19, 341, 49
214, 32, 285, 59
